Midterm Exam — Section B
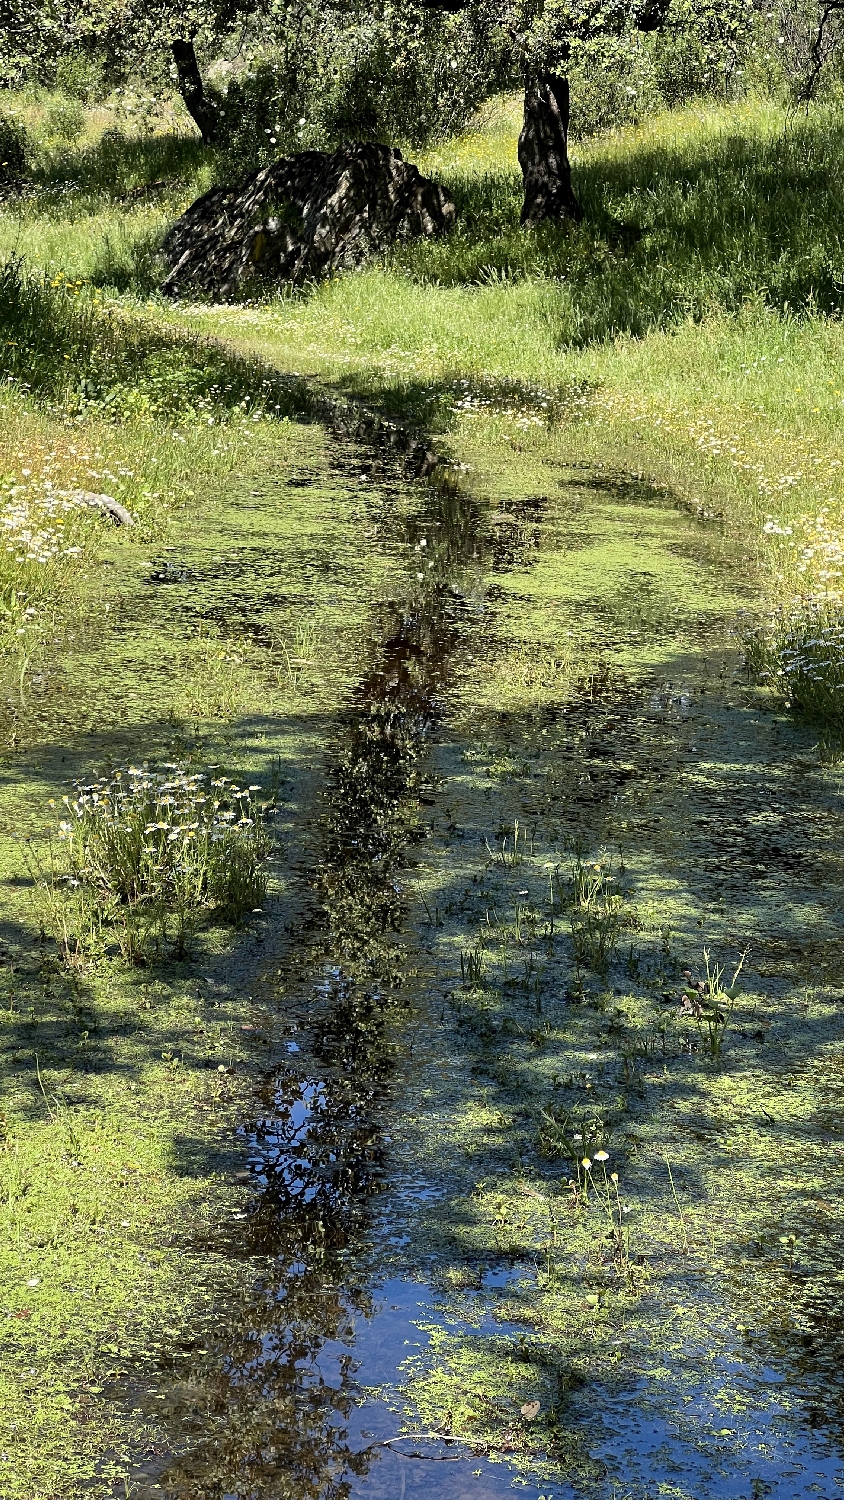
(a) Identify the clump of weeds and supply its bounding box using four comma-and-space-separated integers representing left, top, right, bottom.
276, 617, 323, 690
525, 1140, 634, 1282
678, 948, 747, 1059
565, 854, 625, 976
460, 946, 486, 987
537, 1103, 612, 1179
36, 761, 267, 962
485, 817, 532, 868
745, 597, 844, 729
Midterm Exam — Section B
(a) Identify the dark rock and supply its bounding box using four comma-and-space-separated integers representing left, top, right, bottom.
162, 142, 456, 299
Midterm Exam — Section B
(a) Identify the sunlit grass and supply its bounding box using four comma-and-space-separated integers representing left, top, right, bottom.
167, 97, 844, 724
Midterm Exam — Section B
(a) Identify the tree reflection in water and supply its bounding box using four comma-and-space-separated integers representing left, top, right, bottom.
162, 473, 521, 1499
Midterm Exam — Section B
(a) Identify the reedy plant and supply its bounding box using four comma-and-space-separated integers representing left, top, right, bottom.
566, 854, 625, 976
48, 762, 267, 961
679, 948, 746, 1059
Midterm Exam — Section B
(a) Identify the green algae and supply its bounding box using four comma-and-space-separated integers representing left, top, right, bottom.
0, 416, 415, 1497
1, 287, 841, 1500
361, 456, 844, 1493
6, 415, 835, 1497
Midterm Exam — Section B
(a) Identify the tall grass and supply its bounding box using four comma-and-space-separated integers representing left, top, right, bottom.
407, 102, 844, 338
0, 257, 291, 420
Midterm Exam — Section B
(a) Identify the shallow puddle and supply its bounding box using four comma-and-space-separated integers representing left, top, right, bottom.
133, 448, 844, 1499
4, 419, 843, 1499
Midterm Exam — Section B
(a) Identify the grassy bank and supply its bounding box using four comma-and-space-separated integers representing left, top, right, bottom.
189, 102, 841, 552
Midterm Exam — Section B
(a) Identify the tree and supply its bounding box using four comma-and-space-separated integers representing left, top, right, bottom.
426, 0, 672, 223
1, 0, 669, 219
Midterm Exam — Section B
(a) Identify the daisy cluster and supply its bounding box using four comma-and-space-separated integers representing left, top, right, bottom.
0, 481, 90, 567
59, 763, 263, 907
749, 599, 844, 716
450, 377, 556, 431
771, 608, 844, 688
795, 510, 844, 594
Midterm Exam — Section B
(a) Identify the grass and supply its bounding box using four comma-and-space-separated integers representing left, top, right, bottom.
153, 97, 844, 723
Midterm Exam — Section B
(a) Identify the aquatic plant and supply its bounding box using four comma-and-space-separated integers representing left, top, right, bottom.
567, 855, 624, 976
277, 616, 321, 689
460, 946, 486, 986
49, 763, 266, 960
678, 949, 746, 1060
589, 1151, 633, 1276
665, 1156, 690, 1253
537, 1103, 611, 1179
485, 818, 530, 868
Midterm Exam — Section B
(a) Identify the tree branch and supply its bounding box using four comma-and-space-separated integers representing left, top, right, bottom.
800, 0, 844, 101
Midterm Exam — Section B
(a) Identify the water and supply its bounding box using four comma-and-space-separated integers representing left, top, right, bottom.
159, 448, 842, 1496
12, 426, 843, 1498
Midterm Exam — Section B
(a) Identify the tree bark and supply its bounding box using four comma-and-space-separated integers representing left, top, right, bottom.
518, 72, 582, 226
171, 39, 220, 146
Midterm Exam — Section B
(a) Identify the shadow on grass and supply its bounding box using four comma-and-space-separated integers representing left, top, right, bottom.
391, 108, 844, 341
0, 255, 323, 422
32, 128, 209, 198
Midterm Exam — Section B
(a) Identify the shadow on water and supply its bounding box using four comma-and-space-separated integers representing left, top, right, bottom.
135, 472, 560, 1500
112, 450, 844, 1500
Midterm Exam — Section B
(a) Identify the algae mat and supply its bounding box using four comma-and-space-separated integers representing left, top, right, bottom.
1, 428, 843, 1500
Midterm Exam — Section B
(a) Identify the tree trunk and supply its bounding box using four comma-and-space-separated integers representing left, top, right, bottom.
171, 39, 220, 146
518, 73, 582, 226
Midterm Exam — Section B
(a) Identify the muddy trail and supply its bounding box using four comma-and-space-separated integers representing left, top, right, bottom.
4, 416, 844, 1499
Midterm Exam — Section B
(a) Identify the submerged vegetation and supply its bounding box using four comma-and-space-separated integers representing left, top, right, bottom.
1, 46, 844, 1500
